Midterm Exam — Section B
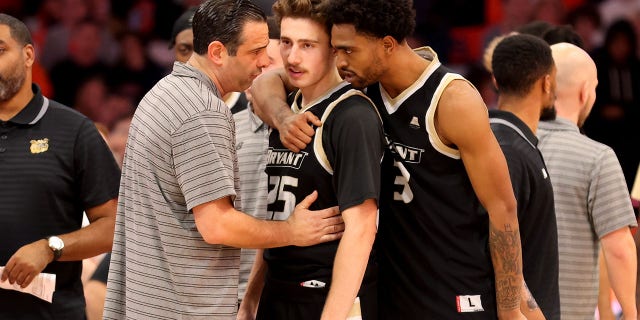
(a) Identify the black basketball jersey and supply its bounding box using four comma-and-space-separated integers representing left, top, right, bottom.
264, 82, 384, 283
368, 48, 497, 319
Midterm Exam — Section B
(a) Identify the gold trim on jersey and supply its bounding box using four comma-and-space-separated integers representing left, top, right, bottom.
380, 46, 440, 115
291, 82, 350, 114
425, 73, 464, 159
425, 74, 487, 160
313, 89, 381, 175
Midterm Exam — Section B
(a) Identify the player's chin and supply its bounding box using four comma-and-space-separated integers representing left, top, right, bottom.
347, 77, 368, 89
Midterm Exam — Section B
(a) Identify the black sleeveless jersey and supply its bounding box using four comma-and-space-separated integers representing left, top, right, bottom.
368, 49, 497, 319
264, 82, 384, 283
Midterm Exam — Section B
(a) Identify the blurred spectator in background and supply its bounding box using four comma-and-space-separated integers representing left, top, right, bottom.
74, 76, 135, 130
532, 0, 566, 25
126, 0, 155, 36
599, 0, 640, 28
517, 20, 554, 37
108, 116, 133, 168
73, 76, 108, 122
40, 0, 89, 70
585, 19, 640, 190
543, 24, 585, 47
31, 60, 53, 98
168, 7, 197, 63
483, 0, 536, 50
24, 0, 64, 55
566, 3, 602, 53
107, 32, 165, 103
49, 20, 108, 107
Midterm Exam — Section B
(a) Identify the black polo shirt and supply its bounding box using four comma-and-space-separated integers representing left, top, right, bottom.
489, 110, 560, 320
0, 85, 120, 320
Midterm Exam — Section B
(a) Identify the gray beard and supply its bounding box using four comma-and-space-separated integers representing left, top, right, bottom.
0, 72, 25, 102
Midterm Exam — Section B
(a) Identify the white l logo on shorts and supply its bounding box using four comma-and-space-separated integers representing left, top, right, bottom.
456, 295, 484, 312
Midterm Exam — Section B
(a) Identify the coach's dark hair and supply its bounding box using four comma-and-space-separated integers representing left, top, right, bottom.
272, 0, 330, 36
324, 0, 415, 42
0, 14, 33, 46
192, 0, 266, 56
492, 34, 554, 97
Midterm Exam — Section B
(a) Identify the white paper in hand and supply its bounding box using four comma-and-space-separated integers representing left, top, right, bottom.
0, 266, 56, 303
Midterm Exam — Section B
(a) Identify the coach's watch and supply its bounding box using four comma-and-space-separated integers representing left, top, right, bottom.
46, 236, 64, 261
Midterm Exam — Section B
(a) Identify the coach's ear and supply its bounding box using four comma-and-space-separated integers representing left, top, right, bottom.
578, 81, 589, 107
208, 40, 226, 66
23, 44, 35, 68
543, 74, 552, 95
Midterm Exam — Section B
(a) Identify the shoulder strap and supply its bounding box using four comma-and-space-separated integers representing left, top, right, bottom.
314, 89, 381, 174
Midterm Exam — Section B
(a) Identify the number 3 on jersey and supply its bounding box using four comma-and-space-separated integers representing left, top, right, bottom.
267, 175, 298, 220
393, 160, 413, 203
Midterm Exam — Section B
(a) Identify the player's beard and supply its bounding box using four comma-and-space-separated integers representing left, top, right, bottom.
0, 65, 25, 102
341, 53, 385, 89
359, 53, 385, 88
540, 104, 557, 121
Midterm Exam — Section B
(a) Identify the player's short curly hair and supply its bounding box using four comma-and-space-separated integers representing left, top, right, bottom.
324, 0, 415, 42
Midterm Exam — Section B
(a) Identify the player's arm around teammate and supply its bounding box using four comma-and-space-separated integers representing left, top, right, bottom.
250, 68, 319, 153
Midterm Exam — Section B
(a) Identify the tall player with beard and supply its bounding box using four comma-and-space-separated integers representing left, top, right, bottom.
239, 0, 384, 319
248, 0, 546, 318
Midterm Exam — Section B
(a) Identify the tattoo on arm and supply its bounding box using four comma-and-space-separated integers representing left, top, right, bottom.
490, 222, 523, 310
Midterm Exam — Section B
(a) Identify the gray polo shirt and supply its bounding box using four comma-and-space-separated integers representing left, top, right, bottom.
104, 62, 241, 319
538, 118, 637, 320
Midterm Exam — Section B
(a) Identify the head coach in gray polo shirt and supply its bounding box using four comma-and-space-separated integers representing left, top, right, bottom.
103, 1, 344, 319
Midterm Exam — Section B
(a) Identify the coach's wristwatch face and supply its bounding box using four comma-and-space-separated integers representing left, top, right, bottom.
47, 236, 64, 260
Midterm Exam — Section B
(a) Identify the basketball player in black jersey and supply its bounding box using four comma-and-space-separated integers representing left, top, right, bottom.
238, 1, 384, 319
249, 0, 544, 318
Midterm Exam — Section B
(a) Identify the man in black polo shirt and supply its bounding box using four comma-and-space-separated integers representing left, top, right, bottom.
489, 34, 560, 320
0, 14, 120, 319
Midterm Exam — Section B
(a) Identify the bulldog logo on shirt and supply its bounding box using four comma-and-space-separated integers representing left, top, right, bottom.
30, 138, 49, 154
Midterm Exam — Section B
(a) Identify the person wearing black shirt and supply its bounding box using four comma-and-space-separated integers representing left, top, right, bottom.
0, 14, 120, 320
490, 34, 560, 320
